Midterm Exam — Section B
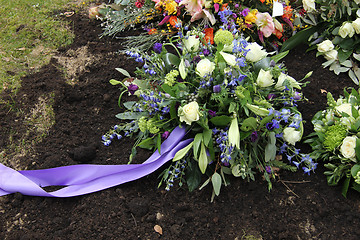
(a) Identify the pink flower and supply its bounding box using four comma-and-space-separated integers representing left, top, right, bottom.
179, 0, 216, 24
255, 12, 275, 38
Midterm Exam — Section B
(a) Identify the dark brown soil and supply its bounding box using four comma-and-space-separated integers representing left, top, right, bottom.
1, 12, 360, 240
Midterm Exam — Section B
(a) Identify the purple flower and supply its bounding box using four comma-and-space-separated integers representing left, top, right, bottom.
265, 166, 272, 173
153, 43, 163, 54
293, 91, 302, 100
128, 84, 139, 95
266, 122, 274, 131
241, 8, 250, 17
203, 49, 210, 56
250, 131, 258, 142
162, 131, 170, 139
208, 110, 216, 117
213, 84, 221, 93
267, 94, 275, 100
193, 55, 201, 63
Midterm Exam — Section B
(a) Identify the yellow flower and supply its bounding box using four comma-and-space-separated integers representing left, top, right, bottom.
213, 0, 223, 3
244, 9, 258, 24
165, 0, 178, 15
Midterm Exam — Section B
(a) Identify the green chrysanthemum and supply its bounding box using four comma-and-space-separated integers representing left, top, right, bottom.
214, 29, 233, 46
323, 124, 348, 151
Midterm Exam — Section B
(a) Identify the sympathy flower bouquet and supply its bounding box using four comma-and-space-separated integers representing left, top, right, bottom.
285, 0, 360, 84
93, 0, 298, 51
306, 88, 360, 197
102, 23, 315, 198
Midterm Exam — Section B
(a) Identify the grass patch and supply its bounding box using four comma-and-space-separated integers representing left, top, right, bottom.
0, 0, 79, 94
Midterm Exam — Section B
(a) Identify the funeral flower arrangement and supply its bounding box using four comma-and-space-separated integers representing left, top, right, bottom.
91, 0, 298, 50
306, 88, 360, 197
285, 0, 360, 84
101, 23, 315, 198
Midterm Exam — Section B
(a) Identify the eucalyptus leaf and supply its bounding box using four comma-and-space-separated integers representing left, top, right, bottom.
203, 128, 212, 147
199, 143, 208, 174
115, 111, 147, 120
123, 101, 136, 110
211, 172, 222, 196
173, 141, 194, 161
115, 67, 131, 78
109, 79, 122, 85
193, 133, 203, 159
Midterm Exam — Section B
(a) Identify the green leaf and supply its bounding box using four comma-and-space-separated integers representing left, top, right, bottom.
356, 139, 360, 161
115, 111, 147, 120
137, 138, 154, 150
109, 79, 122, 85
161, 83, 175, 97
280, 26, 318, 52
123, 101, 136, 110
199, 142, 208, 174
115, 67, 131, 78
156, 133, 161, 154
351, 164, 360, 177
203, 128, 212, 147
211, 172, 222, 196
338, 49, 353, 63
240, 117, 257, 131
193, 133, 203, 159
352, 182, 360, 192
342, 177, 350, 198
162, 53, 180, 67
199, 178, 211, 190
265, 132, 276, 162
339, 38, 354, 50
209, 115, 232, 127
186, 160, 202, 192
271, 50, 289, 63
173, 141, 194, 161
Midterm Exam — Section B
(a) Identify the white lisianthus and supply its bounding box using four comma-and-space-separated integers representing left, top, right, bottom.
336, 103, 353, 116
340, 136, 357, 159
183, 35, 200, 52
324, 50, 338, 61
313, 123, 325, 132
283, 127, 301, 145
220, 51, 237, 66
302, 0, 316, 12
340, 116, 355, 129
317, 40, 334, 53
178, 101, 200, 125
196, 59, 215, 77
245, 42, 268, 62
275, 72, 301, 90
179, 58, 187, 79
352, 18, 360, 34
339, 22, 355, 38
256, 69, 274, 88
325, 110, 334, 122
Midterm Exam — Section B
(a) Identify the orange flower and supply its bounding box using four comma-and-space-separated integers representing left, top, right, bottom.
220, 3, 228, 11
169, 16, 180, 28
282, 6, 293, 19
204, 28, 214, 44
148, 28, 158, 35
259, 0, 265, 3
273, 28, 283, 39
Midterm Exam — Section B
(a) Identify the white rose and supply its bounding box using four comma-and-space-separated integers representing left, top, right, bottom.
336, 103, 353, 116
256, 69, 274, 88
317, 40, 334, 53
178, 101, 200, 125
352, 18, 360, 34
245, 42, 268, 62
196, 59, 215, 77
302, 0, 316, 12
275, 72, 301, 90
283, 127, 301, 145
340, 116, 355, 129
324, 50, 338, 61
183, 35, 200, 52
340, 136, 357, 159
339, 22, 355, 38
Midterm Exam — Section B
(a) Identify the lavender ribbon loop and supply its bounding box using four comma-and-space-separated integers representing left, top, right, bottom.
0, 126, 192, 197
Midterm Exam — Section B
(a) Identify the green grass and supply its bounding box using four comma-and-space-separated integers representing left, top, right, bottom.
0, 0, 76, 94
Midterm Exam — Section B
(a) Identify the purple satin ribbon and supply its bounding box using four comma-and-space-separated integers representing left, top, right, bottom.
0, 126, 192, 197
